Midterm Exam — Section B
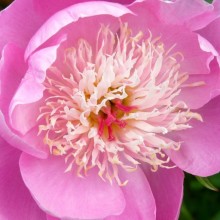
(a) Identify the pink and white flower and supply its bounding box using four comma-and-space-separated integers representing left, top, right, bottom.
0, 0, 220, 219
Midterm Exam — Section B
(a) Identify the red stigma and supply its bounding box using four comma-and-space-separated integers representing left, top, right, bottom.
98, 100, 135, 141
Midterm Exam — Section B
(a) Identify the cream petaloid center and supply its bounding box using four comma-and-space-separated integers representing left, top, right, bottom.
38, 23, 202, 185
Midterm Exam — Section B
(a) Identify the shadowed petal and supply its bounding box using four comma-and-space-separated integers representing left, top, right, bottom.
143, 166, 184, 220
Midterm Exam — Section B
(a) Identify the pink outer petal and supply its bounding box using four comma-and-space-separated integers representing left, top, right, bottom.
176, 59, 220, 109
197, 34, 219, 59
156, 0, 220, 31
166, 95, 220, 177
0, 43, 47, 158
25, 1, 133, 59
0, 0, 44, 53
188, 0, 220, 31
9, 45, 60, 134
0, 137, 47, 220
126, 1, 215, 76
198, 17, 220, 54
19, 153, 126, 220
158, 0, 212, 25
105, 167, 156, 220
0, 43, 26, 121
47, 215, 60, 220
0, 0, 134, 54
143, 166, 184, 220
0, 111, 47, 158
33, 0, 134, 21
162, 30, 214, 75
0, 0, 75, 52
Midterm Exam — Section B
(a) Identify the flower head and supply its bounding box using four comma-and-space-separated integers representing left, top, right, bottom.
38, 22, 203, 185
0, 0, 220, 220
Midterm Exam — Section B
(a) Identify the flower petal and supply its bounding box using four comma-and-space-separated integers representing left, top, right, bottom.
47, 215, 60, 220
0, 0, 43, 52
19, 153, 125, 219
33, 0, 134, 21
105, 167, 156, 220
144, 166, 184, 220
126, 1, 214, 76
198, 17, 220, 54
188, 0, 220, 31
176, 60, 220, 109
161, 30, 215, 75
166, 95, 220, 176
0, 137, 47, 220
9, 45, 59, 134
0, 43, 26, 121
0, 0, 133, 54
0, 111, 47, 158
25, 1, 133, 59
156, 0, 220, 30
0, 44, 47, 158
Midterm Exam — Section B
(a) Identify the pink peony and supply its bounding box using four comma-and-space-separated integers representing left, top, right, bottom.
0, 0, 220, 219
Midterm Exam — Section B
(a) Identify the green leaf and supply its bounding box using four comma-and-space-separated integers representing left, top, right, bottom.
196, 176, 219, 192
179, 204, 194, 220
205, 0, 213, 3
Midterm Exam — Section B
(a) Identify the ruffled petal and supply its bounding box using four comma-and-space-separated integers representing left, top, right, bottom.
47, 215, 60, 220
0, 137, 47, 220
9, 45, 60, 134
161, 30, 215, 75
0, 43, 26, 121
25, 1, 133, 59
0, 0, 44, 52
188, 0, 220, 31
0, 43, 47, 157
166, 95, 220, 176
198, 17, 220, 55
126, 1, 215, 76
0, 0, 132, 54
105, 167, 156, 220
0, 111, 47, 158
33, 0, 134, 21
144, 166, 184, 220
19, 153, 125, 219
156, 0, 220, 30
175, 59, 220, 109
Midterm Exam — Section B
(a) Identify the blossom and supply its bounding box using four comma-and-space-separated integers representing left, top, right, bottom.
0, 0, 220, 219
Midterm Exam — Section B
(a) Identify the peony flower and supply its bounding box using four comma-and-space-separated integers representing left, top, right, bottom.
0, 0, 220, 219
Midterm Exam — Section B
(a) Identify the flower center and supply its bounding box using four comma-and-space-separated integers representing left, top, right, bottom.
97, 99, 136, 141
38, 23, 202, 185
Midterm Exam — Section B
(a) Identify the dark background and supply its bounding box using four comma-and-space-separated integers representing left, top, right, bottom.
0, 0, 219, 219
